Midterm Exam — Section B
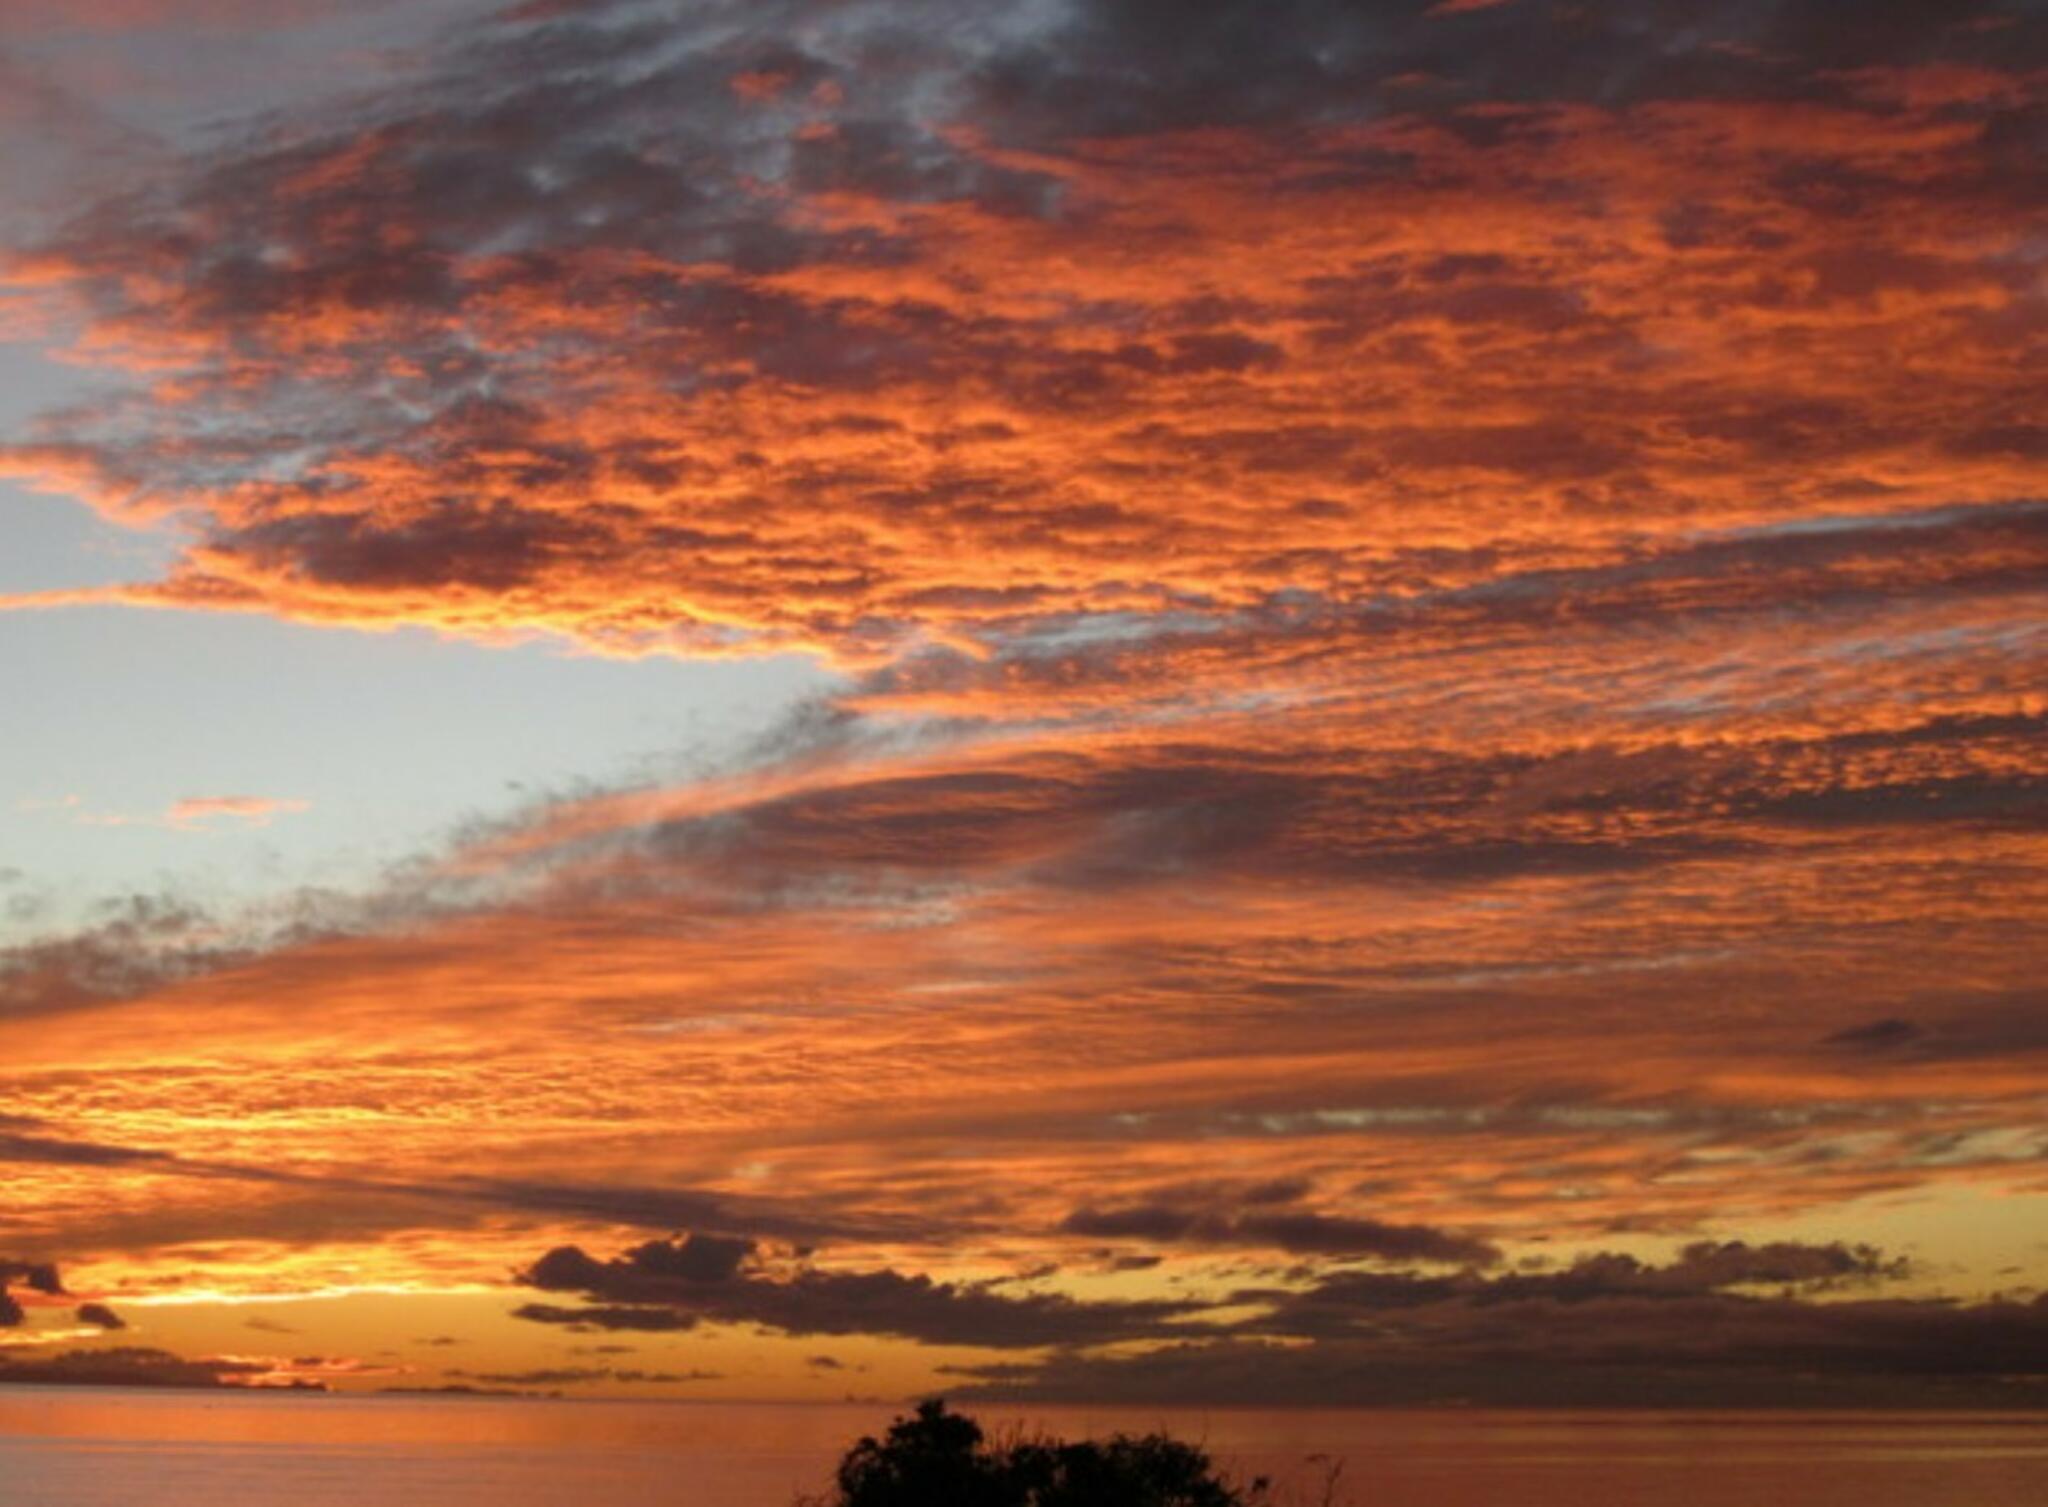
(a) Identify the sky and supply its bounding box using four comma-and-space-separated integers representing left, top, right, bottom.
0, 0, 2043, 1409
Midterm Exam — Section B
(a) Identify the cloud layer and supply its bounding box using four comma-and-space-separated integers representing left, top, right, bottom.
0, 0, 2041, 1404
3, 0, 2040, 662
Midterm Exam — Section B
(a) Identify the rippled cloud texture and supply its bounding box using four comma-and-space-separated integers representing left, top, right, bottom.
1, 0, 2043, 1404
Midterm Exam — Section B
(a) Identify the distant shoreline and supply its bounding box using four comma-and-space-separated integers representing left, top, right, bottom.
4, 1382, 2048, 1415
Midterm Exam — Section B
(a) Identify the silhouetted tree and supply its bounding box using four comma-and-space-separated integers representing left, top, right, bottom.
803, 1399, 1273, 1507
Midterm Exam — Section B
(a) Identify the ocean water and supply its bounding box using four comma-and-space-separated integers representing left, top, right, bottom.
0, 1390, 2044, 1506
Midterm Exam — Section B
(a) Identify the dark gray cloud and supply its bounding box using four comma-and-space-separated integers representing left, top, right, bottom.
1252, 1242, 1913, 1336
944, 1240, 2047, 1407
0, 1347, 276, 1391
952, 1301, 2048, 1409
0, 896, 258, 1020
524, 1234, 752, 1290
511, 1302, 701, 1332
75, 1302, 126, 1330
504, 1231, 2048, 1407
0, 874, 477, 1023
0, 1258, 66, 1295
959, 0, 2048, 153
0, 1256, 65, 1328
1060, 1204, 1498, 1266
447, 1363, 720, 1385
1, 1259, 124, 1335
516, 1236, 1205, 1348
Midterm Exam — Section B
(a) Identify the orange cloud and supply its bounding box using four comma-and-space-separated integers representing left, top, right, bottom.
0, 6, 2037, 665
163, 796, 311, 831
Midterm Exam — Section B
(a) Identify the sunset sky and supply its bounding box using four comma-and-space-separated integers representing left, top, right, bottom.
1, 0, 2044, 1408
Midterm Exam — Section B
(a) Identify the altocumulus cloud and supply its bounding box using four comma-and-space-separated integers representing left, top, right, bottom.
0, 0, 2039, 1410
0, 0, 2038, 661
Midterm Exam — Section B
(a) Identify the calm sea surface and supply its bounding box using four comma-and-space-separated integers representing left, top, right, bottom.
0, 1390, 2043, 1506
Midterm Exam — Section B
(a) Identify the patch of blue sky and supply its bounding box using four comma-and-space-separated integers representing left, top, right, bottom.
0, 602, 830, 939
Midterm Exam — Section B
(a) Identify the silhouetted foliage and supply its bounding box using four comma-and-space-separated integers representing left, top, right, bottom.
803, 1399, 1273, 1507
